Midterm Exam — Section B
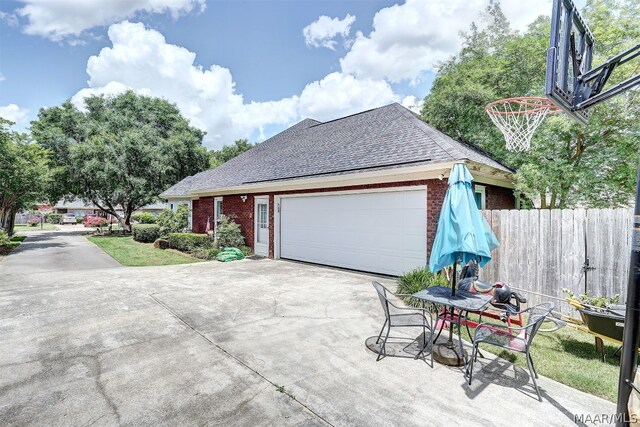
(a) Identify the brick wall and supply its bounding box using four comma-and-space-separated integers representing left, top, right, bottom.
191, 196, 213, 233
219, 195, 255, 249
192, 179, 515, 258
486, 185, 516, 210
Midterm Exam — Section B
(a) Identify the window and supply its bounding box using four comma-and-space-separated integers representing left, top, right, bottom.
474, 185, 486, 210
214, 197, 223, 225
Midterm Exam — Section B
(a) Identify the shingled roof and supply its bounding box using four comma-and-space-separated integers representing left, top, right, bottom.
161, 103, 512, 197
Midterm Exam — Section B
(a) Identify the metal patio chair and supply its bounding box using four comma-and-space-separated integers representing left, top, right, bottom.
467, 302, 554, 401
372, 281, 434, 363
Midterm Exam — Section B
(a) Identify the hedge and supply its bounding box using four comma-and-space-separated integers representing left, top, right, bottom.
168, 233, 212, 252
132, 224, 160, 243
47, 214, 62, 224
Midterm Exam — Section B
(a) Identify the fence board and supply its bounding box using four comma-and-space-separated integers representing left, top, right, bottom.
481, 207, 632, 305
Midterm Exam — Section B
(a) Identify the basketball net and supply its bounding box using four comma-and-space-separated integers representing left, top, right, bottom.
485, 97, 560, 151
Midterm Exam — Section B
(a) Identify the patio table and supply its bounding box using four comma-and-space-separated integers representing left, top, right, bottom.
412, 286, 492, 372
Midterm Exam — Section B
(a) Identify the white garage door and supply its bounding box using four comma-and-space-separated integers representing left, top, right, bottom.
279, 189, 427, 276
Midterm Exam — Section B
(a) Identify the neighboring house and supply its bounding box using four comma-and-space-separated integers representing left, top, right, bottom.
161, 103, 515, 276
53, 200, 168, 217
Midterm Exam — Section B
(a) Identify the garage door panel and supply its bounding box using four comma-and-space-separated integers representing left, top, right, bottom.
280, 189, 427, 276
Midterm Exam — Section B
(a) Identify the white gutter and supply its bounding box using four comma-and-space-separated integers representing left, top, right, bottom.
185, 160, 514, 197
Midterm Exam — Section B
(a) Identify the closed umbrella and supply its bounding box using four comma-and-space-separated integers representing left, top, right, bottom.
429, 163, 499, 293
428, 163, 499, 365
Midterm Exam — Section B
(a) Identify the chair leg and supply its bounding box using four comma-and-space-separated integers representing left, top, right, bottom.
377, 324, 391, 362
527, 352, 539, 379
468, 344, 477, 385
526, 350, 542, 401
376, 319, 388, 344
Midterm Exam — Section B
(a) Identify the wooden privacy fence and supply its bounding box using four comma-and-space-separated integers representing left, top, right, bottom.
480, 208, 633, 311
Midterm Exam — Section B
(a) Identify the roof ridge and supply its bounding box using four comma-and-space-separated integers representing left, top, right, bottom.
392, 104, 461, 161
310, 103, 398, 127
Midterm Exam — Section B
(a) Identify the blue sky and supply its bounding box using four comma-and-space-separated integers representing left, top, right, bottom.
0, 0, 556, 148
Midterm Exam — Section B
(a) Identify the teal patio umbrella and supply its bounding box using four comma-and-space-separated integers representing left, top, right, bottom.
429, 162, 499, 294
428, 163, 499, 366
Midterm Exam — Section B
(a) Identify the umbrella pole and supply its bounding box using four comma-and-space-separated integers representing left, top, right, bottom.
447, 261, 457, 348
434, 261, 465, 366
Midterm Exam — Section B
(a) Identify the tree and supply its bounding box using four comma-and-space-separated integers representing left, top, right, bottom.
0, 119, 50, 235
421, 0, 640, 208
209, 139, 254, 168
31, 91, 210, 230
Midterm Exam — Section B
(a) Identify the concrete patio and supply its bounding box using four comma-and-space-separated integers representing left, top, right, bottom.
0, 231, 615, 426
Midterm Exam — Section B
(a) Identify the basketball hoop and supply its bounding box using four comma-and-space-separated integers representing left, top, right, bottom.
485, 97, 560, 151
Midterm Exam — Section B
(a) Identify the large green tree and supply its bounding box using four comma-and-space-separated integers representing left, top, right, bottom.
0, 119, 50, 235
31, 91, 210, 229
421, 0, 640, 208
209, 138, 254, 168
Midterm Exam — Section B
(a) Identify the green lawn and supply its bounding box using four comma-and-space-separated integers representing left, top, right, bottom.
10, 235, 27, 248
14, 223, 58, 231
87, 235, 202, 266
464, 314, 622, 402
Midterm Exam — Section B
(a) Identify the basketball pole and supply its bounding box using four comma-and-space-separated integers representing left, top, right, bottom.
616, 165, 640, 426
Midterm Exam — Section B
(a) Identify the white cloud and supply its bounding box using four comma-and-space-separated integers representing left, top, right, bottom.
401, 95, 423, 114
15, 0, 205, 41
298, 72, 396, 121
303, 14, 356, 50
0, 72, 5, 81
0, 104, 30, 125
72, 22, 398, 148
339, 0, 554, 84
0, 11, 19, 27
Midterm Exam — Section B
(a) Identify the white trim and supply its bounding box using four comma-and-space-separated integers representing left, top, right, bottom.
273, 185, 428, 260
193, 162, 461, 196
474, 185, 486, 210
168, 160, 514, 199
274, 195, 282, 259
254, 195, 269, 257
276, 185, 427, 200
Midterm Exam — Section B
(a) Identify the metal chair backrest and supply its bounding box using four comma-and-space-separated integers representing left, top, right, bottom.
372, 281, 391, 321
523, 302, 554, 345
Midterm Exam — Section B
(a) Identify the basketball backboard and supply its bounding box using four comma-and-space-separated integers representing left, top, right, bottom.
545, 0, 595, 124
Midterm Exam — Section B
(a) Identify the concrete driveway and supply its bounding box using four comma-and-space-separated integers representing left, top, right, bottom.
0, 228, 120, 274
0, 235, 615, 426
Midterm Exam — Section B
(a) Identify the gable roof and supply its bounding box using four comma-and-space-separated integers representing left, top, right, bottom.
161, 103, 512, 197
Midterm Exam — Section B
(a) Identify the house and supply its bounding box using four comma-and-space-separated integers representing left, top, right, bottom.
53, 200, 169, 217
161, 103, 515, 276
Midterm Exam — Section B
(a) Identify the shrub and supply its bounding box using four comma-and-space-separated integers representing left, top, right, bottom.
190, 247, 220, 260
216, 215, 245, 248
132, 224, 160, 243
86, 217, 109, 227
157, 205, 189, 237
47, 214, 62, 224
238, 245, 252, 256
0, 231, 10, 254
168, 233, 212, 252
132, 212, 156, 224
396, 267, 450, 307
28, 217, 40, 227
76, 217, 84, 224
0, 231, 10, 246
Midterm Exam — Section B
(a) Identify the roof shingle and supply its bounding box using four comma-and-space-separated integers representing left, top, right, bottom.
161, 103, 511, 197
